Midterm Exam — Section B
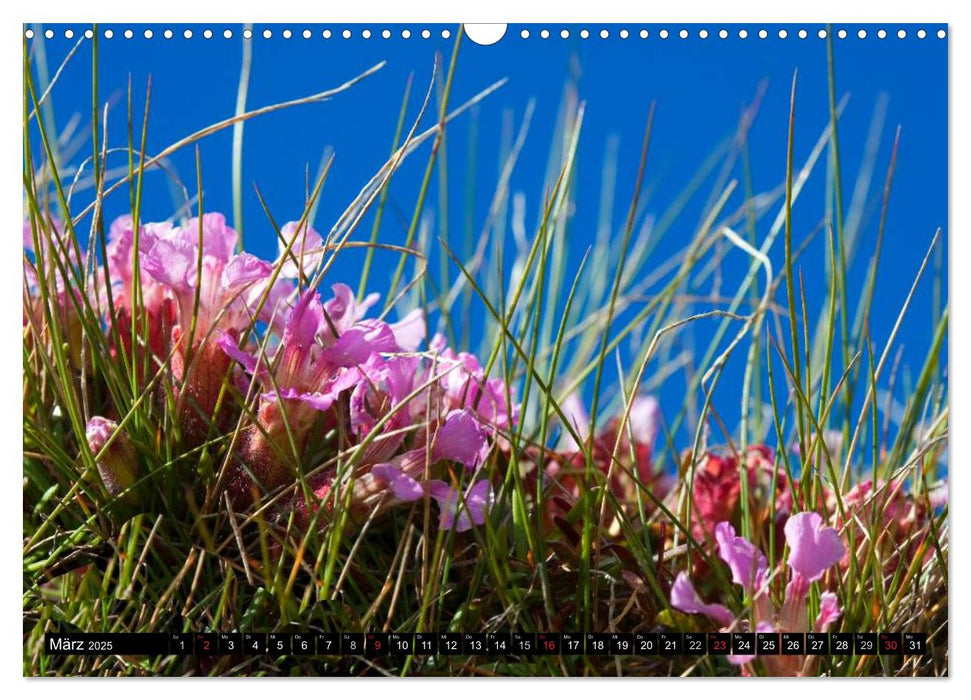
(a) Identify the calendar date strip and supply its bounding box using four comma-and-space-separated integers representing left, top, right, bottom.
43, 631, 928, 657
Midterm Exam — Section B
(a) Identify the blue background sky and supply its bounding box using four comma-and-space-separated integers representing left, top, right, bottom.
28, 23, 948, 450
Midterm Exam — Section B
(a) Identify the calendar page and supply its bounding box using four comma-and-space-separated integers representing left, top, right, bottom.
22, 18, 948, 679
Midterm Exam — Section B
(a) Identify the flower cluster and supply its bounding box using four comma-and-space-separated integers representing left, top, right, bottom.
25, 212, 516, 533
24, 212, 945, 677
671, 512, 845, 675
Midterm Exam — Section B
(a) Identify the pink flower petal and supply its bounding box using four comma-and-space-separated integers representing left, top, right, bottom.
428, 479, 491, 532
714, 521, 768, 594
261, 368, 360, 412
278, 221, 323, 278
463, 480, 492, 528
428, 481, 458, 530
814, 592, 842, 632
281, 290, 325, 351
384, 356, 419, 402
215, 332, 259, 374
263, 388, 338, 412
322, 320, 399, 367
247, 275, 295, 330
669, 572, 734, 628
141, 237, 196, 292
349, 355, 419, 436
784, 512, 845, 582
323, 283, 379, 335
390, 308, 426, 351
222, 253, 272, 290
181, 212, 237, 262
328, 366, 364, 395
432, 409, 489, 469
372, 464, 424, 502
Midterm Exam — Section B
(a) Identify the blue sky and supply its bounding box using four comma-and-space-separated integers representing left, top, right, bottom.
29, 23, 948, 447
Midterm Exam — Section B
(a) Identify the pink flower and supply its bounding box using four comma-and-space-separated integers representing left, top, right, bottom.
321, 319, 399, 367
428, 479, 492, 532
139, 214, 269, 335
103, 216, 180, 362
432, 336, 517, 429
128, 214, 275, 446
33, 207, 513, 533
322, 283, 380, 338
688, 445, 792, 540
784, 512, 846, 583
431, 409, 490, 470
260, 366, 362, 413
713, 521, 767, 593
372, 464, 424, 502
670, 512, 844, 675
389, 309, 426, 352
349, 404, 492, 507
349, 354, 419, 442
141, 237, 196, 292
85, 416, 140, 504
815, 592, 842, 632
669, 572, 734, 628
277, 221, 323, 278
219, 287, 412, 507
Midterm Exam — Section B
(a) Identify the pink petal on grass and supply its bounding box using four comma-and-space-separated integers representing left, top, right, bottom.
432, 409, 490, 469
223, 253, 272, 290
181, 213, 237, 262
428, 479, 491, 532
784, 512, 845, 582
281, 290, 326, 350
669, 572, 734, 628
714, 521, 768, 594
372, 464, 424, 502
261, 367, 360, 412
215, 332, 259, 374
384, 356, 419, 402
814, 592, 842, 632
323, 283, 379, 333
278, 221, 323, 278
390, 308, 426, 351
141, 237, 196, 292
322, 320, 399, 367
262, 388, 339, 412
